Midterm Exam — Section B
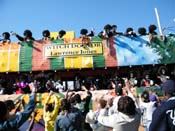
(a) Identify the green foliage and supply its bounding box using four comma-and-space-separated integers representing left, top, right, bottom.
148, 35, 175, 64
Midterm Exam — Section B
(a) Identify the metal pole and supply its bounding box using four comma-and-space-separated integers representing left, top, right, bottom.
155, 8, 164, 36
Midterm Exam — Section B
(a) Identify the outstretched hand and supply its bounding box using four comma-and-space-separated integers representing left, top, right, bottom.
29, 83, 37, 93
49, 90, 54, 96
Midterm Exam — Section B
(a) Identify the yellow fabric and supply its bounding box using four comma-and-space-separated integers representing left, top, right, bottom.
0, 42, 19, 72
50, 31, 75, 40
62, 31, 75, 39
0, 43, 9, 72
0, 51, 8, 72
9, 43, 20, 72
64, 56, 93, 69
43, 94, 60, 131
50, 32, 58, 40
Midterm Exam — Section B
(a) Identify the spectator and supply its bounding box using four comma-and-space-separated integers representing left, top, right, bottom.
4, 100, 16, 120
140, 74, 154, 87
54, 99, 83, 131
86, 99, 111, 131
45, 79, 55, 92
55, 79, 64, 92
11, 29, 35, 42
139, 90, 157, 131
0, 83, 36, 131
129, 72, 138, 87
98, 96, 141, 131
106, 97, 114, 116
72, 94, 85, 113
43, 91, 60, 131
150, 79, 175, 131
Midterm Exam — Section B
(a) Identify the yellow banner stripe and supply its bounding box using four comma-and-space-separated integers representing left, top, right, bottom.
64, 56, 93, 69
0, 42, 19, 72
9, 43, 20, 72
0, 51, 8, 72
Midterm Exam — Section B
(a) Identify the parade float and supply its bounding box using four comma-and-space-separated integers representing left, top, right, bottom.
0, 33, 174, 73
0, 32, 175, 130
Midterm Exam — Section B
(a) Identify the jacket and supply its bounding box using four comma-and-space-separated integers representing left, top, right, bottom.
97, 109, 141, 131
149, 97, 175, 131
0, 93, 36, 131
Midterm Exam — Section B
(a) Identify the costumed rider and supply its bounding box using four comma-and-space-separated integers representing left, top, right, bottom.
57, 30, 66, 40
42, 29, 53, 40
11, 29, 35, 43
80, 28, 91, 47
0, 32, 11, 44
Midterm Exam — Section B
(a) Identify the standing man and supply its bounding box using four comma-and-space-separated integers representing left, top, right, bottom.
150, 79, 175, 131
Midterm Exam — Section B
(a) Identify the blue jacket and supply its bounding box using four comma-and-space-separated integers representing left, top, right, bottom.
0, 93, 36, 131
149, 98, 175, 131
54, 108, 83, 131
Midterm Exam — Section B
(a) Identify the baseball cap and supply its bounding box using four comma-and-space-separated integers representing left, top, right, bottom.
162, 80, 175, 94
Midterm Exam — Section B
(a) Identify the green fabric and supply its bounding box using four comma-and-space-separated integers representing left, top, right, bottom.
93, 55, 105, 68
91, 36, 105, 68
91, 36, 102, 42
50, 40, 65, 70
89, 99, 93, 110
136, 86, 163, 96
19, 42, 33, 71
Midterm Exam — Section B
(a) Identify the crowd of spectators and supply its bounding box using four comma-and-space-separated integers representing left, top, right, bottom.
0, 66, 175, 130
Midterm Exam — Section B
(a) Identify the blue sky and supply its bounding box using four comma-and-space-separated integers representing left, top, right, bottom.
0, 0, 175, 41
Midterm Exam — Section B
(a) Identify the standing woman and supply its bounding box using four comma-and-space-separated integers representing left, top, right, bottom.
43, 91, 60, 131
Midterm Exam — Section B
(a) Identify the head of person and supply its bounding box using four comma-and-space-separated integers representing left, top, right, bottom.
115, 86, 123, 96
46, 102, 55, 112
80, 29, 88, 37
161, 79, 175, 98
141, 90, 150, 103
104, 24, 112, 33
118, 96, 136, 115
5, 100, 15, 112
23, 29, 33, 38
126, 27, 134, 35
58, 30, 66, 39
2, 32, 10, 40
148, 24, 157, 35
0, 101, 8, 121
98, 99, 107, 109
60, 99, 71, 112
73, 94, 81, 104
111, 25, 117, 32
138, 27, 147, 36
42, 30, 50, 38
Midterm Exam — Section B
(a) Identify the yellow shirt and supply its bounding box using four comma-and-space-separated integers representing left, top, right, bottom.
43, 94, 60, 131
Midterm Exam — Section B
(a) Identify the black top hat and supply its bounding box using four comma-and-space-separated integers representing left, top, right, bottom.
138, 27, 147, 36
59, 30, 66, 38
2, 32, 10, 39
23, 29, 32, 38
80, 29, 88, 35
42, 30, 50, 37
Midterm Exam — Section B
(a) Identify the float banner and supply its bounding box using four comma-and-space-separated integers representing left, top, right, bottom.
44, 42, 103, 57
